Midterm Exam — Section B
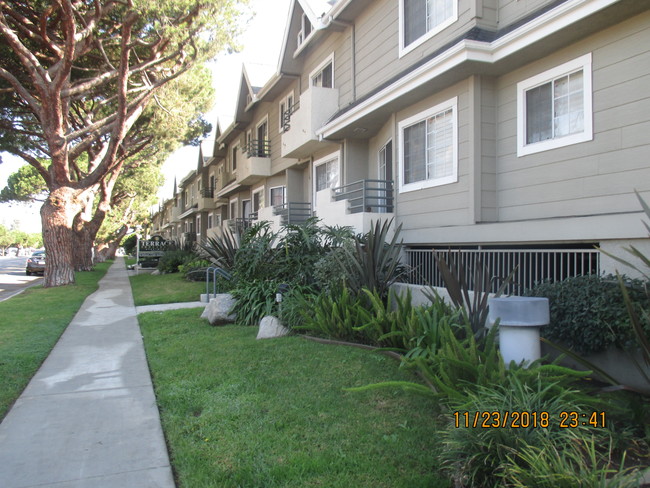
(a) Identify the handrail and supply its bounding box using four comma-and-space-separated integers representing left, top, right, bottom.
206, 266, 232, 301
243, 139, 271, 158
282, 101, 300, 131
332, 179, 394, 214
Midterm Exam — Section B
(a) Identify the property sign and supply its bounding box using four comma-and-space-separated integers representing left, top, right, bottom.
137, 235, 169, 266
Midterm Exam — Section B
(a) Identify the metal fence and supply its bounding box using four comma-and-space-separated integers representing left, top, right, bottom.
404, 247, 601, 295
332, 179, 394, 214
273, 201, 312, 225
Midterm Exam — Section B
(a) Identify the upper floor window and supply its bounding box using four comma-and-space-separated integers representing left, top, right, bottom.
297, 13, 312, 48
231, 146, 238, 171
517, 53, 593, 156
279, 92, 295, 132
400, 0, 457, 56
398, 97, 457, 193
311, 55, 334, 89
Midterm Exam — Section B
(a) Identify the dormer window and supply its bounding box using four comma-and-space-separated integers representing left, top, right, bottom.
400, 0, 457, 56
297, 13, 312, 48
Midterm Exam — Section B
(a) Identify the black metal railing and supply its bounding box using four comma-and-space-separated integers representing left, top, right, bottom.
229, 217, 253, 234
333, 179, 394, 214
200, 187, 214, 198
282, 101, 300, 132
273, 201, 312, 225
243, 139, 271, 158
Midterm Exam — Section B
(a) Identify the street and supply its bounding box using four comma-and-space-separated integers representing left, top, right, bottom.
0, 255, 42, 302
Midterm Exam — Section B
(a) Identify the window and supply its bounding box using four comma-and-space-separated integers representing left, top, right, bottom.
315, 158, 339, 192
252, 187, 264, 212
400, 0, 457, 56
229, 198, 237, 219
398, 98, 458, 193
231, 146, 238, 171
311, 55, 334, 89
378, 141, 394, 213
517, 54, 593, 156
270, 186, 286, 207
297, 13, 312, 48
207, 213, 213, 229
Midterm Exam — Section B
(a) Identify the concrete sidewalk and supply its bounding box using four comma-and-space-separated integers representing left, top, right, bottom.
0, 257, 176, 488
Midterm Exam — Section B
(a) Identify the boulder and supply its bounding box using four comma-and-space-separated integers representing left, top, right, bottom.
257, 315, 290, 340
201, 293, 237, 325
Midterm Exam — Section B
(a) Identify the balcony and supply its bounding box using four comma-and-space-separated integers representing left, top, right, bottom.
281, 86, 339, 159
316, 179, 394, 235
197, 188, 216, 211
273, 202, 312, 226
236, 139, 272, 185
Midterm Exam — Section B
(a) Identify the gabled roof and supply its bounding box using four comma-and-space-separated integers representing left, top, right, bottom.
277, 0, 345, 74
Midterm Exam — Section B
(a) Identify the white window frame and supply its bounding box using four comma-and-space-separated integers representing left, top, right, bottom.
252, 186, 265, 212
269, 185, 286, 207
231, 144, 239, 173
229, 197, 238, 219
312, 151, 341, 208
399, 0, 458, 58
398, 97, 458, 194
279, 91, 295, 132
517, 53, 593, 157
310, 54, 335, 89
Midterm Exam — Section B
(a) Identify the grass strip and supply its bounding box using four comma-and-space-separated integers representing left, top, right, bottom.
0, 261, 112, 419
129, 272, 204, 306
139, 309, 449, 488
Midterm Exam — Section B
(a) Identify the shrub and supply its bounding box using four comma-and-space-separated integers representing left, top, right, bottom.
122, 234, 138, 256
527, 274, 650, 354
438, 373, 609, 488
157, 249, 197, 274
230, 280, 278, 326
178, 259, 212, 281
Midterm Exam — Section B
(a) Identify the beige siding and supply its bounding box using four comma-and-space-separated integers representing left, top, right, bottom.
497, 0, 556, 27
495, 11, 650, 222
353, 0, 479, 102
395, 81, 471, 233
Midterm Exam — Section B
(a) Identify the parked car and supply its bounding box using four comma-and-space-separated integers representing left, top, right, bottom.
26, 251, 45, 276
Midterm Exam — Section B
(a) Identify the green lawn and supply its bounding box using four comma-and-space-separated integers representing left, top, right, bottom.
0, 262, 111, 419
129, 271, 205, 306
139, 309, 448, 488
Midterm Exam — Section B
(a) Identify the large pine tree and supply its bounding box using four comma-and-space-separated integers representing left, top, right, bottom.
0, 0, 246, 286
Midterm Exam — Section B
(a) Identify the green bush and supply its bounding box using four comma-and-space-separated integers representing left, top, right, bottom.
157, 249, 197, 274
438, 373, 609, 488
230, 279, 278, 326
178, 259, 212, 281
526, 275, 650, 354
122, 234, 138, 256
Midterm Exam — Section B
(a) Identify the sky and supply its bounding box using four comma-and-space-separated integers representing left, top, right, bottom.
0, 0, 293, 232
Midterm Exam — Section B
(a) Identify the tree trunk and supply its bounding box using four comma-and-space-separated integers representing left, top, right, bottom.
41, 187, 84, 287
73, 222, 96, 271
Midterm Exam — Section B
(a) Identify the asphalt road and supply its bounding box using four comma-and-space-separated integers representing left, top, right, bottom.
0, 255, 43, 302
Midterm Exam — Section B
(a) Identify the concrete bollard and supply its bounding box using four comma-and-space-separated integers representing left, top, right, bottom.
488, 297, 550, 366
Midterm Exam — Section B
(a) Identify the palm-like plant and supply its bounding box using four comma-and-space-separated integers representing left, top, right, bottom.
338, 218, 406, 300
200, 227, 240, 272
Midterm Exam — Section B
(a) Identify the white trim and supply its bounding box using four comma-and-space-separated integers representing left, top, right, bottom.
318, 0, 619, 139
269, 185, 287, 207
309, 53, 335, 88
398, 97, 458, 194
252, 186, 265, 211
229, 197, 238, 219
312, 150, 341, 209
399, 0, 458, 58
516, 53, 593, 157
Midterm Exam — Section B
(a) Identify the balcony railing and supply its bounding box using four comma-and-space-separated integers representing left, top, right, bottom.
228, 217, 254, 234
282, 101, 300, 132
273, 201, 312, 225
200, 187, 214, 198
333, 179, 394, 214
404, 247, 601, 295
243, 139, 271, 158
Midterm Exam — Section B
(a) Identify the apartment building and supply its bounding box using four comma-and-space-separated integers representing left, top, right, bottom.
152, 0, 650, 290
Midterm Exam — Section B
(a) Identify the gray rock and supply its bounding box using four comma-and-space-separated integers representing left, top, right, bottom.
257, 316, 290, 339
201, 293, 237, 325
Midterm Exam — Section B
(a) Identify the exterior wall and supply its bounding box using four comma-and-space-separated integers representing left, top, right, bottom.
494, 11, 650, 226
394, 80, 472, 233
496, 0, 558, 27
352, 0, 479, 101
